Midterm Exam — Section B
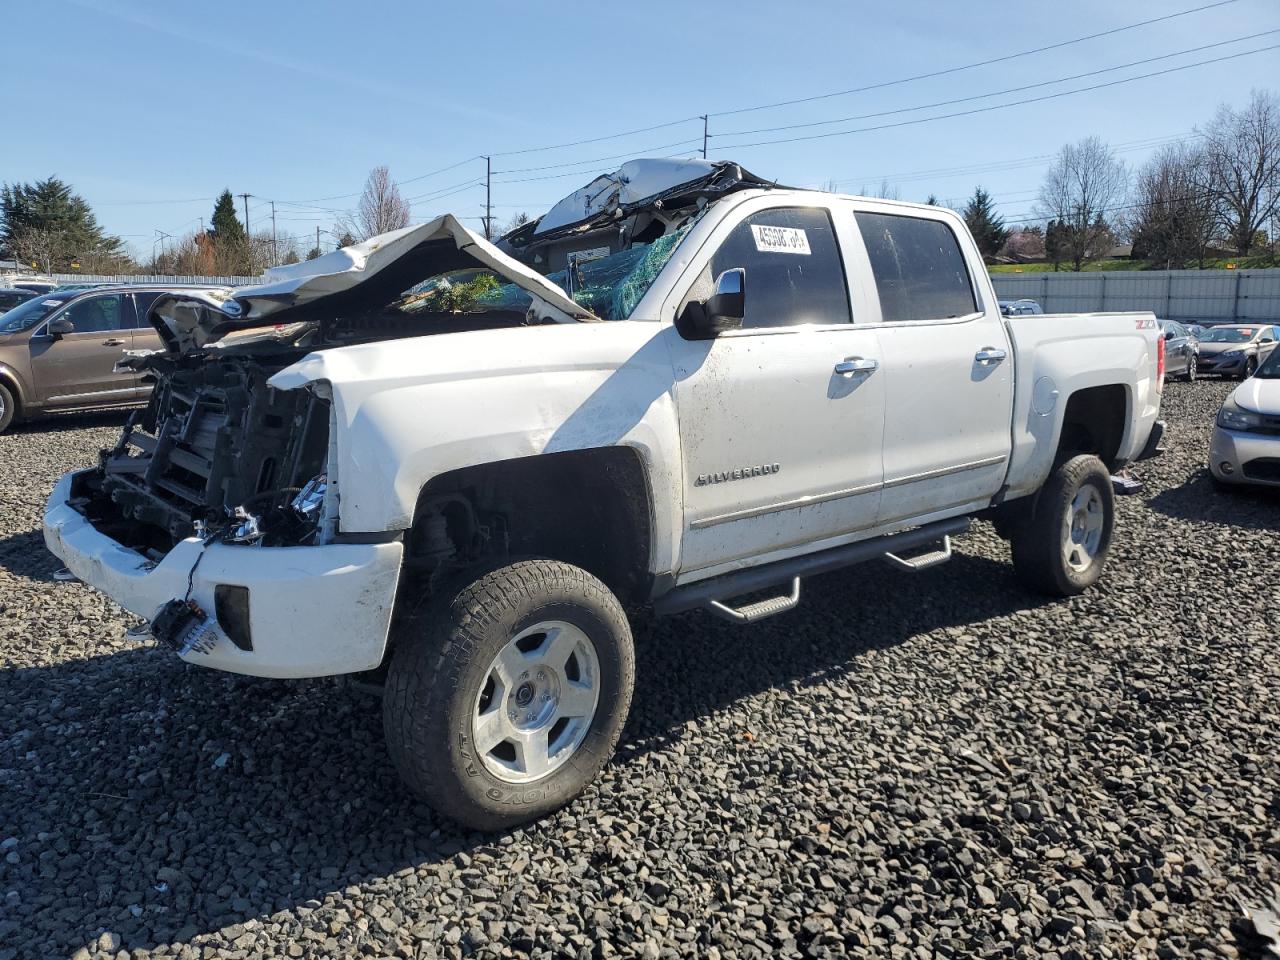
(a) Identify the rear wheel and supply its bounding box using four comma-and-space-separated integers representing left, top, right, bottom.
383, 559, 634, 831
1010, 454, 1115, 597
0, 382, 15, 433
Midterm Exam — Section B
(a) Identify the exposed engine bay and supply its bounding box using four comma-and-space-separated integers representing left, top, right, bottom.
70, 159, 774, 557
73, 351, 331, 557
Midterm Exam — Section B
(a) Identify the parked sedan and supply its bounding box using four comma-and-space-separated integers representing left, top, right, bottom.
1160, 319, 1199, 381
999, 298, 1044, 316
1210, 346, 1280, 487
1196, 325, 1279, 379
0, 288, 38, 312
0, 285, 229, 433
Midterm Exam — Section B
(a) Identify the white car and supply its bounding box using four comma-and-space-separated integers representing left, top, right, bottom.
1210, 346, 1280, 487
44, 158, 1165, 829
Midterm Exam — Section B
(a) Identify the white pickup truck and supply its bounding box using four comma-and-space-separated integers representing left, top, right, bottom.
44, 159, 1165, 829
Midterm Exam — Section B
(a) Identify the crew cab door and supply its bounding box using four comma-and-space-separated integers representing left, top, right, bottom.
29, 292, 136, 406
666, 199, 885, 579
849, 207, 1013, 525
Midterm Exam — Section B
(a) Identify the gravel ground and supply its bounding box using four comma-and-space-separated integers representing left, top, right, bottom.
1, 382, 1277, 960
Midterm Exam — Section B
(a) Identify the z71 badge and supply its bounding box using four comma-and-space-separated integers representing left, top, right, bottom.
695, 463, 781, 485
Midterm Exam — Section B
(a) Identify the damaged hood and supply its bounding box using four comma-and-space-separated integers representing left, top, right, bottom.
152, 214, 596, 353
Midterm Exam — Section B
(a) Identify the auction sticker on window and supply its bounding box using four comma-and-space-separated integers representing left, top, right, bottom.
751, 224, 811, 255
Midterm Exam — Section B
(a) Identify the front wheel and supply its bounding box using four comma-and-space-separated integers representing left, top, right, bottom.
383, 559, 634, 831
1009, 455, 1115, 597
1183, 355, 1197, 382
1241, 356, 1258, 380
0, 381, 15, 434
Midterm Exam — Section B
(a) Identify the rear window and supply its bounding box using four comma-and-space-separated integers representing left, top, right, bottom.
855, 212, 976, 323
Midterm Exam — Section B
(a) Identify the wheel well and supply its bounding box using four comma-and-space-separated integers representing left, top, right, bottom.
404, 447, 654, 606
1057, 385, 1126, 469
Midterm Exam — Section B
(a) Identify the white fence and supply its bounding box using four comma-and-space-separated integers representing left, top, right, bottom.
44, 272, 264, 287
989, 269, 1280, 324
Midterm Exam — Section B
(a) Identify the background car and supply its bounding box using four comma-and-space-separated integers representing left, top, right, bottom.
999, 298, 1044, 316
1210, 346, 1280, 487
0, 288, 38, 312
1160, 319, 1199, 381
1195, 324, 1279, 379
7, 277, 58, 294
0, 285, 226, 433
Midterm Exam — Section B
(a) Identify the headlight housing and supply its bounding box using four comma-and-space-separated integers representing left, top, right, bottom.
1221, 349, 1243, 358
1217, 397, 1264, 431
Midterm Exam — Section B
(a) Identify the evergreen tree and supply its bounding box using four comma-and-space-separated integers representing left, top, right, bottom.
962, 186, 1009, 258
925, 194, 939, 206
0, 177, 122, 271
209, 190, 246, 247
306, 246, 323, 261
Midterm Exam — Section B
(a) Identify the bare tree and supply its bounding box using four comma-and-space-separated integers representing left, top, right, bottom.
1128, 143, 1219, 268
1035, 136, 1128, 271
858, 179, 900, 200
342, 166, 411, 241
1199, 90, 1280, 256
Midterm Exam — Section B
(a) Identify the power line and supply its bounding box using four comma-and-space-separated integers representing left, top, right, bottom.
716, 30, 1280, 139
707, 0, 1243, 118
715, 43, 1280, 151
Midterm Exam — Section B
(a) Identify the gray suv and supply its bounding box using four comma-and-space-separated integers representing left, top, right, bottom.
0, 285, 227, 432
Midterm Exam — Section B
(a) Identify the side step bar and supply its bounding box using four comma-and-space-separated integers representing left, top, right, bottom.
883, 535, 953, 572
654, 517, 969, 622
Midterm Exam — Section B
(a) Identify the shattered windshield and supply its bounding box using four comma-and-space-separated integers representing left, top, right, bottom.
388, 226, 690, 322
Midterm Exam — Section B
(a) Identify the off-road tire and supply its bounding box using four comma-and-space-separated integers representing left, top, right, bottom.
383, 559, 634, 831
1010, 454, 1115, 597
0, 382, 15, 433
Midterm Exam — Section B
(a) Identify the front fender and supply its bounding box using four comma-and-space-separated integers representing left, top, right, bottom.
269, 323, 684, 577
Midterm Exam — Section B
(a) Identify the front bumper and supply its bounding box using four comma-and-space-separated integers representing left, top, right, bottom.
1209, 426, 1280, 487
1199, 354, 1247, 376
43, 472, 404, 678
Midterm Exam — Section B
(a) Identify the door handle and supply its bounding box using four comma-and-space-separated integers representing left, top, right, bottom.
103, 338, 126, 346
834, 357, 879, 377
975, 347, 1007, 365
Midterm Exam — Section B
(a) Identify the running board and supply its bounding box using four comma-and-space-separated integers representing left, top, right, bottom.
654, 517, 970, 621
708, 578, 801, 624
883, 535, 953, 571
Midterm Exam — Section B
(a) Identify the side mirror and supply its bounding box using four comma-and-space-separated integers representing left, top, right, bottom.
47, 317, 75, 338
677, 268, 746, 340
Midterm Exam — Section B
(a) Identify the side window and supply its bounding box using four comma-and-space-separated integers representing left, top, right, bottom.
855, 212, 977, 323
693, 207, 850, 328
128, 292, 161, 328
59, 294, 125, 333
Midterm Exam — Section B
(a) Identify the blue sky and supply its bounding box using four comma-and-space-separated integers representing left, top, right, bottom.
6, 0, 1278, 259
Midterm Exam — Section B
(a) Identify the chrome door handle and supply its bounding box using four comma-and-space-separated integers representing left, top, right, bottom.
103, 338, 126, 346
834, 357, 879, 377
975, 347, 1007, 365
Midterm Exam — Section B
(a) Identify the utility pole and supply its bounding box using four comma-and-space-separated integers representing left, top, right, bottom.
316, 225, 321, 258
701, 115, 709, 159
270, 200, 278, 267
238, 193, 252, 273
484, 156, 493, 241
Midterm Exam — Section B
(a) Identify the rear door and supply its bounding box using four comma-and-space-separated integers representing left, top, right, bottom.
28, 293, 135, 405
850, 207, 1014, 527
667, 198, 885, 579
126, 291, 166, 398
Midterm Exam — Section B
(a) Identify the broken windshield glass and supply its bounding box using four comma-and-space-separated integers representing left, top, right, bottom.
389, 225, 691, 322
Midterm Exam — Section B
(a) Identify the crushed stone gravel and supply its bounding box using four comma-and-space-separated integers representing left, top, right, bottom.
0, 383, 1277, 960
